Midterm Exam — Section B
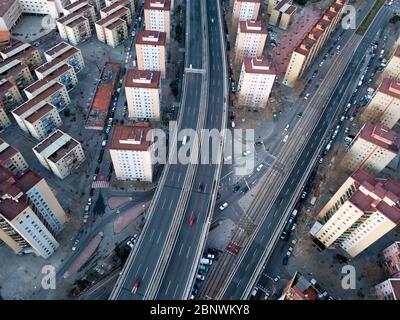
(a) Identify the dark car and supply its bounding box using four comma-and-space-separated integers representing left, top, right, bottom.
241, 186, 249, 193
282, 256, 289, 265
95, 167, 100, 174
198, 183, 204, 192
233, 185, 240, 192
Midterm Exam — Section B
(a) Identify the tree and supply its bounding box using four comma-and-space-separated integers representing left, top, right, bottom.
294, 0, 307, 5
175, 25, 182, 43
63, 108, 71, 117
390, 15, 400, 24
170, 80, 179, 97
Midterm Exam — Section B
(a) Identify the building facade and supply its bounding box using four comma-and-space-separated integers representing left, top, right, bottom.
0, 78, 23, 110
125, 69, 161, 120
312, 170, 400, 257
375, 279, 400, 300
341, 122, 400, 175
109, 122, 154, 182
0, 40, 43, 71
381, 242, 400, 277
0, 59, 34, 90
0, 138, 28, 174
33, 129, 85, 179
18, 0, 68, 18
269, 0, 296, 30
384, 46, 400, 81
237, 57, 275, 108
135, 30, 166, 78
144, 0, 171, 41
232, 0, 260, 28
0, 0, 22, 32
96, 6, 131, 47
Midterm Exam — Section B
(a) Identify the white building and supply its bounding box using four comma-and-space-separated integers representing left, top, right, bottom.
144, 0, 171, 41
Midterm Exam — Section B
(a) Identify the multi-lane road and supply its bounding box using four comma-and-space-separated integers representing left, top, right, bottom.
198, 2, 393, 300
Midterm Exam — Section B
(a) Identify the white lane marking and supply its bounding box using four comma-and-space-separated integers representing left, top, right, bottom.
178, 243, 184, 257
186, 246, 192, 258
156, 231, 163, 244
168, 201, 174, 211
173, 284, 179, 299
165, 280, 172, 295
143, 267, 148, 280
149, 229, 155, 241
268, 222, 272, 229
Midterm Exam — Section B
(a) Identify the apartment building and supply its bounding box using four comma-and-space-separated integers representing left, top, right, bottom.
12, 100, 62, 140
381, 242, 400, 277
341, 122, 400, 175
0, 0, 22, 32
100, 0, 134, 18
0, 59, 34, 90
361, 78, 400, 129
25, 63, 77, 99
232, 0, 260, 28
125, 69, 161, 120
237, 57, 275, 108
234, 20, 267, 65
312, 170, 400, 257
56, 2, 96, 45
109, 122, 154, 182
375, 279, 400, 300
135, 30, 166, 78
37, 44, 85, 77
0, 103, 10, 130
283, 0, 347, 87
96, 6, 131, 47
0, 78, 23, 110
70, 0, 104, 11
269, 0, 296, 30
0, 138, 28, 174
384, 46, 400, 81
0, 166, 67, 258
0, 40, 42, 71
280, 272, 332, 300
33, 130, 85, 179
18, 0, 68, 18
144, 0, 171, 41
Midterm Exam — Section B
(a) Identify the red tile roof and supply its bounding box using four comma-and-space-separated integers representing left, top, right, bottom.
359, 122, 400, 153
110, 122, 152, 151
135, 30, 166, 46
125, 69, 160, 88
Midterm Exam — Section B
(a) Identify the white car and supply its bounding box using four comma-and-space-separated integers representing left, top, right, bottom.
127, 241, 134, 249
283, 134, 289, 143
319, 61, 324, 67
256, 164, 264, 172
304, 93, 310, 100
87, 197, 92, 205
219, 202, 228, 211
196, 274, 205, 281
284, 124, 290, 131
224, 155, 232, 162
242, 150, 251, 156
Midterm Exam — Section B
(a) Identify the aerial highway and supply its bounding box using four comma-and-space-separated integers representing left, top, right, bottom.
109, 0, 207, 300
155, 0, 227, 299
198, 3, 392, 300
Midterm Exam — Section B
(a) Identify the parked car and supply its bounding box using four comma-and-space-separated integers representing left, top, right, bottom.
219, 202, 228, 211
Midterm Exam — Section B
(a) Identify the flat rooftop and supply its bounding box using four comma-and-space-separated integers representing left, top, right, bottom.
0, 138, 19, 163
110, 122, 152, 152
97, 7, 129, 27
25, 64, 72, 95
144, 0, 171, 11
243, 57, 275, 75
239, 19, 268, 34
136, 30, 166, 46
45, 42, 72, 57
36, 47, 80, 74
379, 78, 400, 99
125, 69, 160, 88
358, 122, 400, 153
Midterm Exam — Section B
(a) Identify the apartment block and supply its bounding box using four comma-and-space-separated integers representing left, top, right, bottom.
135, 30, 166, 78
37, 44, 85, 77
0, 59, 34, 90
70, 0, 104, 11
0, 138, 28, 174
0, 78, 23, 110
96, 6, 131, 47
237, 57, 275, 108
234, 20, 267, 65
375, 279, 400, 300
384, 46, 400, 81
361, 78, 400, 129
313, 170, 400, 257
12, 100, 62, 140
0, 40, 42, 71
0, 0, 22, 32
109, 122, 154, 182
33, 130, 85, 179
269, 0, 296, 30
232, 0, 260, 28
56, 2, 96, 45
144, 0, 171, 41
283, 0, 347, 87
100, 0, 134, 18
341, 122, 400, 175
280, 272, 332, 300
0, 166, 67, 258
25, 63, 77, 99
381, 242, 400, 277
18, 0, 68, 18
125, 69, 161, 120
0, 104, 11, 131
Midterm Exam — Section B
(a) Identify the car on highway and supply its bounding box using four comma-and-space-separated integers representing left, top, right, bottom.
219, 202, 228, 211
196, 274, 205, 281
283, 134, 289, 143
256, 164, 264, 172
131, 278, 140, 294
224, 155, 232, 162
189, 214, 196, 226
282, 256, 289, 265
198, 183, 204, 192
242, 150, 251, 156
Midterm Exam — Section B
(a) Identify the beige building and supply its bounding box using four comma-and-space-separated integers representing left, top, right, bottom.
381, 241, 400, 277
144, 0, 171, 41
0, 104, 10, 130
384, 46, 400, 81
18, 0, 68, 18
0, 59, 34, 90
56, 2, 96, 45
232, 0, 260, 28
0, 40, 42, 71
109, 122, 154, 182
283, 0, 347, 87
341, 122, 400, 175
362, 78, 400, 129
234, 19, 267, 65
0, 0, 22, 32
33, 130, 85, 179
100, 0, 134, 18
0, 166, 67, 258
237, 56, 275, 108
96, 6, 131, 47
0, 138, 28, 174
70, 0, 104, 11
269, 0, 296, 30
375, 279, 400, 300
135, 30, 166, 78
313, 170, 400, 257
0, 78, 23, 110
25, 63, 77, 99
125, 69, 161, 120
